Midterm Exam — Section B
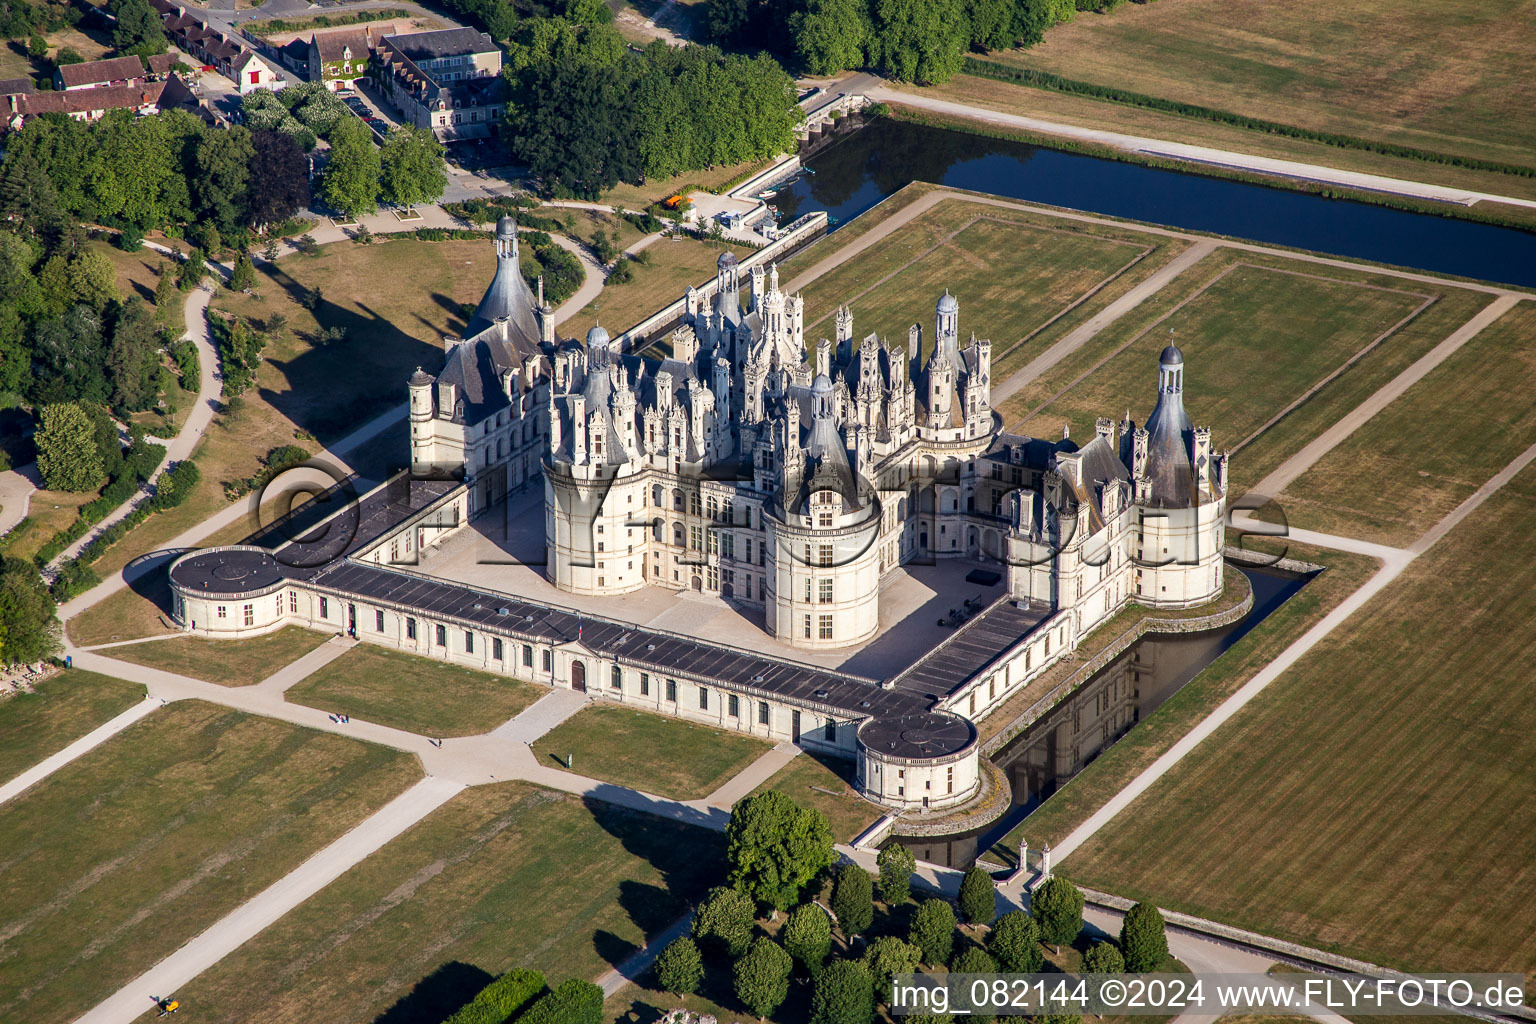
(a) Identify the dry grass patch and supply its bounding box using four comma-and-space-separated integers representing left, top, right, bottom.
0, 669, 144, 782
1, 487, 99, 562
1278, 301, 1536, 545
600, 156, 775, 210
1061, 466, 1536, 974
0, 700, 420, 1024
562, 235, 739, 343
534, 704, 772, 800
286, 644, 546, 736
986, 0, 1536, 168
181, 781, 723, 1024
104, 626, 332, 686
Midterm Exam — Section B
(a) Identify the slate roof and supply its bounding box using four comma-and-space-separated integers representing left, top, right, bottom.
383, 27, 496, 62
0, 77, 34, 96
311, 29, 373, 63
57, 55, 146, 88
16, 81, 165, 117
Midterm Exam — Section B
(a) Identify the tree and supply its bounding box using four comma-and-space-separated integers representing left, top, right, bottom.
868, 0, 968, 85
1081, 940, 1124, 974
321, 119, 381, 220
229, 254, 256, 293
987, 911, 1043, 974
154, 262, 178, 307
909, 898, 957, 966
35, 402, 104, 491
692, 885, 755, 956
246, 129, 310, 229
789, 0, 870, 75
861, 936, 920, 1001
509, 54, 641, 199
958, 866, 996, 926
811, 959, 873, 1024
876, 843, 916, 906
1118, 902, 1168, 973
725, 790, 835, 912
30, 305, 108, 406
380, 124, 447, 209
734, 936, 793, 1019
194, 125, 255, 233
105, 299, 162, 411
654, 936, 703, 996
177, 248, 207, 290
1031, 877, 1084, 954
66, 249, 120, 311
782, 902, 832, 973
110, 0, 166, 55
831, 863, 874, 936
950, 945, 1000, 1024
0, 557, 61, 665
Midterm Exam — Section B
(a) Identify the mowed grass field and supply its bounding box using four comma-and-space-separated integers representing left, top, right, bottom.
0, 701, 420, 1024
104, 626, 332, 686
1060, 464, 1536, 974
533, 705, 771, 800
286, 645, 547, 736
0, 670, 144, 783
998, 254, 1498, 493
988, 0, 1536, 169
563, 235, 735, 344
180, 781, 723, 1024
1278, 301, 1536, 545
750, 750, 882, 843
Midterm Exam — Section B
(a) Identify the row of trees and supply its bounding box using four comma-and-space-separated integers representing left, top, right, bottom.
705, 0, 1097, 84
503, 16, 803, 198
653, 789, 1170, 1024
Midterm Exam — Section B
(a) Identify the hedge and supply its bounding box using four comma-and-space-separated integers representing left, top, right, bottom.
442, 967, 546, 1024
514, 979, 604, 1024
961, 57, 1536, 179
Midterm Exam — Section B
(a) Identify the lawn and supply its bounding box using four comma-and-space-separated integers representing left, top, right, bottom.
995, 543, 1378, 860
561, 234, 738, 345
1000, 257, 1455, 493
1277, 301, 1536, 545
795, 210, 1155, 369
600, 155, 775, 210
984, 0, 1536, 171
1059, 464, 1536, 975
104, 626, 332, 686
286, 644, 546, 735
179, 781, 724, 1024
0, 700, 420, 1024
0, 669, 144, 783
750, 750, 882, 844
533, 704, 772, 800
0, 486, 100, 562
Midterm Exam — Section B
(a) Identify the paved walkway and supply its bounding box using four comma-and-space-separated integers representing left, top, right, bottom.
252, 636, 357, 693
698, 741, 801, 810
868, 85, 1536, 211
597, 912, 694, 998
1050, 439, 1536, 864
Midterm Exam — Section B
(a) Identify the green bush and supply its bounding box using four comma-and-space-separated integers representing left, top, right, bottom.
516, 978, 603, 1024
442, 967, 545, 1024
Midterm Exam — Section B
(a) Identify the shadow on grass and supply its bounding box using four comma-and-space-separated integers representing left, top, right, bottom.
372, 960, 495, 1024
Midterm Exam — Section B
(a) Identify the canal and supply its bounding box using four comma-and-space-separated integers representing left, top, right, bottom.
771, 117, 1536, 288
898, 564, 1313, 867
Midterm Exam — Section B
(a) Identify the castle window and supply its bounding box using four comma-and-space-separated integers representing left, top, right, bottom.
610, 666, 622, 690
758, 701, 769, 725
376, 610, 385, 632
673, 489, 683, 511
640, 672, 650, 696
728, 694, 739, 718
824, 718, 836, 741
818, 511, 832, 527
276, 594, 283, 616
803, 615, 812, 639
819, 579, 833, 604
947, 766, 954, 793
689, 526, 702, 550
465, 631, 474, 653
803, 577, 812, 602
243, 604, 253, 627
407, 617, 417, 640
819, 615, 833, 640
523, 643, 533, 666
543, 649, 552, 671
699, 687, 709, 710
819, 544, 833, 566
493, 638, 503, 660
666, 678, 676, 701
319, 597, 328, 618
290, 592, 298, 613
436, 625, 447, 646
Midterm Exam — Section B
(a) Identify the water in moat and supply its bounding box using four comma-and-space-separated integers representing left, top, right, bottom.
896, 564, 1311, 868
769, 117, 1536, 288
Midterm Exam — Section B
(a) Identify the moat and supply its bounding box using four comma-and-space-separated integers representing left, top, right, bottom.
776, 116, 1536, 288
897, 562, 1312, 867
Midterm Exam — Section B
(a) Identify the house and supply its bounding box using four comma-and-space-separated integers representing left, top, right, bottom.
374, 28, 505, 139
146, 53, 177, 77
231, 50, 285, 94
0, 78, 34, 102
55, 55, 150, 91
307, 28, 373, 90
6, 80, 167, 129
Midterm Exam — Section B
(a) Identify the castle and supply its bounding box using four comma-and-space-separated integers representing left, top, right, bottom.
169, 219, 1230, 812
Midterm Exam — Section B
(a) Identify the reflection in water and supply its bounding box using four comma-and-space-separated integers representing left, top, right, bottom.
899, 566, 1310, 867
776, 118, 1536, 288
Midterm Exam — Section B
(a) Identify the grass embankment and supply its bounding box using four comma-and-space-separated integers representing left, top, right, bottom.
181, 781, 723, 1024
533, 704, 771, 800
287, 644, 547, 735
104, 626, 332, 686
1060, 463, 1536, 975
0, 701, 420, 1024
0, 669, 144, 782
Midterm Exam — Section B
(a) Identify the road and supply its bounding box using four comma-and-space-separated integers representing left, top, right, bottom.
864, 84, 1536, 212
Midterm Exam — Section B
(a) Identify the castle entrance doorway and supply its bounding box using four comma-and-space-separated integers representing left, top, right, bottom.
571, 660, 586, 692
691, 575, 702, 591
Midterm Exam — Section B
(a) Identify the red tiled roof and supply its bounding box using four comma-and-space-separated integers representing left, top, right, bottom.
57, 55, 147, 89
17, 80, 166, 116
